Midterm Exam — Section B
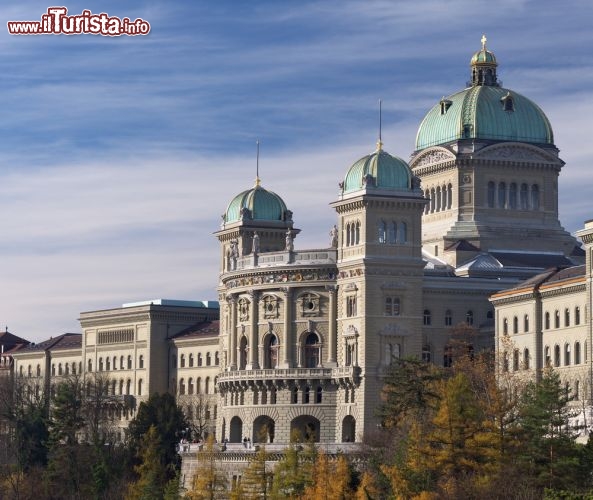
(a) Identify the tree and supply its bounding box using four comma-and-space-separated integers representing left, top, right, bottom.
516, 369, 582, 492
185, 435, 227, 500
240, 445, 273, 499
126, 425, 169, 500
127, 392, 188, 477
271, 438, 316, 499
304, 451, 354, 499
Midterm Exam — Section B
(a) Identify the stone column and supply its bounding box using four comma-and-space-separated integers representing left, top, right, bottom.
228, 295, 237, 370
326, 285, 337, 367
247, 291, 259, 369
280, 287, 292, 368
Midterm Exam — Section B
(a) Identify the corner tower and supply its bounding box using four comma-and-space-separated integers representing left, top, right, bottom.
410, 37, 580, 267
330, 139, 426, 435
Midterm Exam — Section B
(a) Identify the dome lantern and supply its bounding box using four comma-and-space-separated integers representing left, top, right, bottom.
470, 35, 499, 87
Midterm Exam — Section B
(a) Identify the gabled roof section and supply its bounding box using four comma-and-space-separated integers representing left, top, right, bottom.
171, 320, 220, 340
489, 251, 573, 268
445, 239, 480, 252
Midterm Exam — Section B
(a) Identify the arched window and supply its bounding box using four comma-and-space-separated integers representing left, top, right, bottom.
576, 307, 581, 325
206, 352, 212, 366
198, 353, 203, 366
120, 355, 124, 369
346, 223, 351, 247
531, 184, 540, 210
524, 348, 530, 370
422, 344, 432, 363
304, 333, 321, 368
545, 346, 551, 366
447, 184, 453, 209
196, 377, 202, 394
555, 310, 560, 329
424, 190, 430, 213
205, 377, 210, 394
423, 309, 431, 326
291, 386, 298, 404
513, 349, 519, 371
554, 345, 560, 367
575, 380, 580, 400
466, 310, 474, 326
265, 334, 279, 369
487, 181, 495, 208
180, 354, 185, 368
509, 183, 517, 209
513, 316, 518, 334
239, 337, 248, 370
36, 364, 41, 377
189, 354, 194, 367
520, 183, 528, 209
524, 315, 529, 333
575, 342, 581, 365
127, 355, 132, 369
565, 344, 571, 366
399, 222, 407, 243
188, 378, 194, 395
126, 379, 131, 395
215, 352, 220, 365
98, 358, 103, 371
388, 222, 397, 244
430, 188, 436, 212
436, 186, 441, 211
119, 379, 124, 395
304, 386, 310, 404
445, 310, 452, 326
377, 220, 387, 244
565, 308, 570, 327
87, 359, 92, 372
498, 182, 506, 208
316, 386, 323, 404
545, 312, 550, 329
179, 379, 185, 395
138, 379, 143, 396
139, 355, 144, 369
503, 318, 508, 335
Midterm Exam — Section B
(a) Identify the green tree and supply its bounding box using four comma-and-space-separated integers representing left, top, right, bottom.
127, 392, 188, 479
126, 425, 169, 500
241, 445, 272, 499
517, 369, 582, 492
185, 435, 227, 500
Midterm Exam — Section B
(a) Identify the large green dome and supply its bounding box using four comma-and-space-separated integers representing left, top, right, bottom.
224, 179, 289, 224
415, 37, 554, 151
343, 142, 412, 193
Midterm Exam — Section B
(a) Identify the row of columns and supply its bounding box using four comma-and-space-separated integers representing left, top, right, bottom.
225, 286, 337, 371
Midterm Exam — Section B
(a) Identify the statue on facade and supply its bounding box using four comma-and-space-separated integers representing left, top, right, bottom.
329, 225, 338, 248
285, 229, 293, 252
252, 232, 260, 254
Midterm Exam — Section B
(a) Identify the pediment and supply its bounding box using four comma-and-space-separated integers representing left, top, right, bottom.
474, 142, 561, 164
410, 147, 456, 168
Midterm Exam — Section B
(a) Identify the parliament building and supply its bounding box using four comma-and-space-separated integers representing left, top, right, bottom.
10, 39, 590, 451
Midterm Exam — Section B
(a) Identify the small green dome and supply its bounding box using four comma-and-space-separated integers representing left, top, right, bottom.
343, 143, 412, 193
224, 179, 289, 223
470, 47, 497, 65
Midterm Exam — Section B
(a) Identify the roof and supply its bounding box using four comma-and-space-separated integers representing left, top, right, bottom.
224, 180, 289, 224
445, 239, 480, 252
415, 85, 554, 150
0, 330, 31, 349
491, 265, 585, 299
343, 145, 412, 194
122, 299, 219, 309
489, 251, 573, 268
171, 320, 220, 340
18, 333, 82, 353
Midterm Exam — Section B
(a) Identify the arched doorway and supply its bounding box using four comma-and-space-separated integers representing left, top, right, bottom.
304, 333, 320, 368
290, 415, 320, 443
253, 415, 275, 443
229, 416, 243, 443
264, 334, 279, 369
342, 415, 356, 442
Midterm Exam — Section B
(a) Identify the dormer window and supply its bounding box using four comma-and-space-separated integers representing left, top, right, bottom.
440, 98, 452, 115
501, 92, 514, 112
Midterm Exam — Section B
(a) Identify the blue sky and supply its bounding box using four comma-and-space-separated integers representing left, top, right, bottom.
1, 0, 592, 342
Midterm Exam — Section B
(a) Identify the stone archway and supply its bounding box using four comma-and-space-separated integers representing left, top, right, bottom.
229, 416, 243, 443
253, 415, 275, 443
290, 415, 320, 443
341, 415, 356, 442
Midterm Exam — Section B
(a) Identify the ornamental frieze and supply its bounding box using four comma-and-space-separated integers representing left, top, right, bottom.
224, 269, 336, 289
475, 144, 557, 163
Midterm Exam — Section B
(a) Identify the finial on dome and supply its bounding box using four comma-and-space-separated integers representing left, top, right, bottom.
481, 34, 487, 50
255, 140, 261, 187
376, 99, 383, 151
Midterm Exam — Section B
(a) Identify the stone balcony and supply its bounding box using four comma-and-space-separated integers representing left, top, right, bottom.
235, 249, 337, 271
216, 365, 360, 390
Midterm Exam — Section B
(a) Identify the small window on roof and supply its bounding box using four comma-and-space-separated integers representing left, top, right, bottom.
440, 98, 452, 115
501, 92, 514, 112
